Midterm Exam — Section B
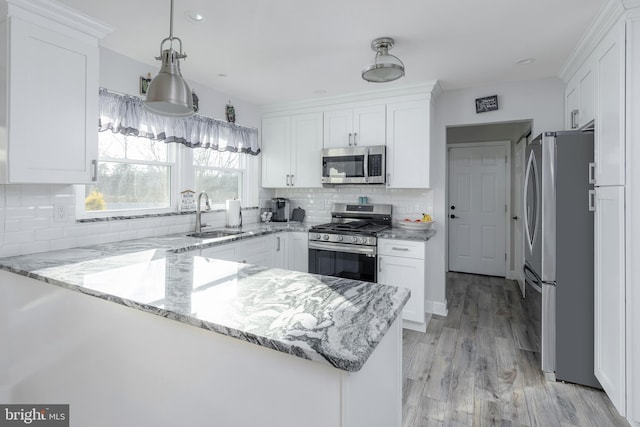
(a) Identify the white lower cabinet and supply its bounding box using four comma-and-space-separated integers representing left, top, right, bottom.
594, 186, 626, 414
288, 232, 309, 273
377, 239, 426, 331
200, 235, 273, 267
199, 232, 308, 273
272, 234, 288, 269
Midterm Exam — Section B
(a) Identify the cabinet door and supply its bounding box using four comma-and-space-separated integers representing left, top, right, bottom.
386, 99, 430, 188
289, 232, 309, 273
578, 63, 596, 127
200, 245, 237, 262
8, 16, 98, 183
272, 234, 288, 269
378, 255, 425, 324
352, 104, 386, 146
261, 116, 291, 188
291, 113, 323, 188
323, 109, 353, 148
594, 186, 626, 415
595, 22, 625, 186
565, 79, 580, 130
235, 236, 273, 266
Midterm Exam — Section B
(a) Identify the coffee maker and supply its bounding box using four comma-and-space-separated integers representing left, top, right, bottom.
270, 198, 290, 222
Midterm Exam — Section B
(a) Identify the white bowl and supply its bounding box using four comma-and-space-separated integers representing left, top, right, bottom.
396, 220, 434, 230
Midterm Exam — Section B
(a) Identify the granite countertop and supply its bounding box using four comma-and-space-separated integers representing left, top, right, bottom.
0, 222, 409, 372
378, 227, 437, 241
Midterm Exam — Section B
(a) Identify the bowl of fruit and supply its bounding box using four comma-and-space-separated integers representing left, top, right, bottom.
396, 214, 434, 230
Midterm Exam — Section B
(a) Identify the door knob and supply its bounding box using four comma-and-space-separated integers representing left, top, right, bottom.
450, 214, 457, 219
512, 216, 519, 220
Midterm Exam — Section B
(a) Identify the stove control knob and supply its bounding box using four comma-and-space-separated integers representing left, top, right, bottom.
315, 233, 322, 240
351, 236, 358, 243
336, 235, 343, 242
322, 234, 330, 241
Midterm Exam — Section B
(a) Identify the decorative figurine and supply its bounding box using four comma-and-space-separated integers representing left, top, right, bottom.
192, 91, 199, 113
226, 100, 236, 123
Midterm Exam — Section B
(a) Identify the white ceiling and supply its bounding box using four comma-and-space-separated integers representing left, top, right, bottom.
57, 0, 607, 106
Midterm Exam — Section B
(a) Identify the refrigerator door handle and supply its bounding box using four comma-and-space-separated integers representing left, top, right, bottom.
588, 162, 596, 184
523, 263, 542, 293
589, 190, 596, 212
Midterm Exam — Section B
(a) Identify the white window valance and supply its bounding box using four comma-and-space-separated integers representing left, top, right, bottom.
98, 88, 260, 155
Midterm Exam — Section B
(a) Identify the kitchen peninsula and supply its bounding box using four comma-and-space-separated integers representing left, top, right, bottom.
0, 230, 409, 427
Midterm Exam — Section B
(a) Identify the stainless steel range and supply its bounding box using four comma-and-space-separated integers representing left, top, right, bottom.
308, 203, 392, 283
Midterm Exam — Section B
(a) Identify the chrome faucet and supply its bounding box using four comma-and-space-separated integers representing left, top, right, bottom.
195, 191, 211, 234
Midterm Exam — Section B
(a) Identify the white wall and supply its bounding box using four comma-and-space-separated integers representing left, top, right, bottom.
431, 78, 565, 307
0, 48, 261, 257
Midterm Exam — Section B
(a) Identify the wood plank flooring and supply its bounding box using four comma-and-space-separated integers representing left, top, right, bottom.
402, 272, 629, 427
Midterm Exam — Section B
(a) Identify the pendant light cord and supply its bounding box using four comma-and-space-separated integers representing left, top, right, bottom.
169, 0, 174, 40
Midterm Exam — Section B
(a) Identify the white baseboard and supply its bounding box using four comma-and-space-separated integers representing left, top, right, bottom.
425, 299, 448, 317
403, 320, 427, 333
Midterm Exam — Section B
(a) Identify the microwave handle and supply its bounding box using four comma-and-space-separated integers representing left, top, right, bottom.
363, 150, 369, 181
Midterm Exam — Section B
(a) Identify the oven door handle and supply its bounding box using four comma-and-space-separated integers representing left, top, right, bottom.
309, 241, 377, 257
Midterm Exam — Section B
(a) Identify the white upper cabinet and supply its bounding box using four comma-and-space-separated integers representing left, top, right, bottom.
323, 104, 385, 148
565, 59, 595, 130
386, 98, 431, 188
0, 0, 110, 184
261, 112, 323, 188
595, 21, 625, 186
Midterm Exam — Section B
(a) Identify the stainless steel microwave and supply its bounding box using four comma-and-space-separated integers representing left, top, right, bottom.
321, 145, 386, 185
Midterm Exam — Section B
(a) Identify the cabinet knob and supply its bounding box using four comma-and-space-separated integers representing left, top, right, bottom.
450, 214, 457, 219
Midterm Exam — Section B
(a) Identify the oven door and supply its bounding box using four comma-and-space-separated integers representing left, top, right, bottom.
308, 241, 377, 283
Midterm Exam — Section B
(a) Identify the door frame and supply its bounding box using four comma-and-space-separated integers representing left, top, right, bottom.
446, 140, 512, 278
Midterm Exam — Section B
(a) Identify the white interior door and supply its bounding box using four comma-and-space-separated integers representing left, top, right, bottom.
448, 143, 507, 277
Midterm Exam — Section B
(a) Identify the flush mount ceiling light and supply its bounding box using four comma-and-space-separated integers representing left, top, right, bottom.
144, 0, 194, 117
361, 37, 405, 83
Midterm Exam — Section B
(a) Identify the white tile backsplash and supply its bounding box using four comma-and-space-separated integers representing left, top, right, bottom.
0, 183, 430, 257
273, 186, 434, 224
0, 184, 261, 257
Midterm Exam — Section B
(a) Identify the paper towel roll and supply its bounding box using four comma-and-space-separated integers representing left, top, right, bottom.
226, 199, 242, 227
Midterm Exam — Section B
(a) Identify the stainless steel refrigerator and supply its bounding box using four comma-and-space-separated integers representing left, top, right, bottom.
522, 130, 600, 388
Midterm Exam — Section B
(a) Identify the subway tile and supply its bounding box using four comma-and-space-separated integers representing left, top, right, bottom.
0, 242, 21, 257
20, 240, 50, 255
5, 207, 37, 220
19, 218, 51, 231
4, 230, 35, 244
49, 238, 78, 251
35, 227, 65, 241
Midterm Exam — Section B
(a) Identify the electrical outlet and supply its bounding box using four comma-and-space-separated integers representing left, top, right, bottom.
53, 204, 67, 223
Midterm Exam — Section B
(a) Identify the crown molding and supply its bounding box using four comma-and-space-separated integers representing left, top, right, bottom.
559, 0, 625, 82
623, 0, 640, 9
7, 0, 112, 40
260, 81, 441, 114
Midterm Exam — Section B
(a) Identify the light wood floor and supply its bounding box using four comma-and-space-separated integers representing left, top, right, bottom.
402, 272, 629, 427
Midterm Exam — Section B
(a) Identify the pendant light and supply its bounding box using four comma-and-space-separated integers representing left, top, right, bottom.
144, 0, 194, 117
361, 37, 405, 83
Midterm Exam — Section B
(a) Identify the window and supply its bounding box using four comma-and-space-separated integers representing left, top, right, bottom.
83, 132, 175, 214
193, 148, 244, 208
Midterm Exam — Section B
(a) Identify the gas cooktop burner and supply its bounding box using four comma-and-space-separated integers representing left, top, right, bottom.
310, 222, 390, 235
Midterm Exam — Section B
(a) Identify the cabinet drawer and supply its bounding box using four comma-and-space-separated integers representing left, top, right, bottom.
378, 239, 425, 259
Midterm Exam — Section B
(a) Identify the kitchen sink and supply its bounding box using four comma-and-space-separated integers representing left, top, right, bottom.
187, 230, 245, 239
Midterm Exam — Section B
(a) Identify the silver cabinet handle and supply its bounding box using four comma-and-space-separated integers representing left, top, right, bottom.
386, 173, 391, 187
392, 247, 409, 251
353, 132, 358, 146
589, 190, 596, 212
348, 133, 353, 146
570, 109, 579, 129
286, 174, 291, 186
291, 174, 295, 186
379, 256, 382, 272
588, 162, 596, 184
91, 160, 98, 182
276, 236, 281, 251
